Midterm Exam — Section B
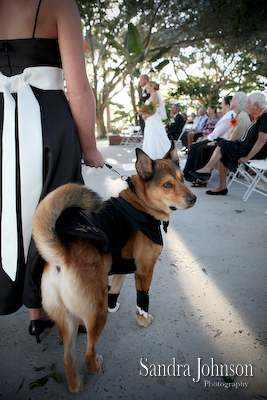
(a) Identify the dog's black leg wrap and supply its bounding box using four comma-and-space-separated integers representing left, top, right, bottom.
108, 293, 120, 312
137, 290, 149, 317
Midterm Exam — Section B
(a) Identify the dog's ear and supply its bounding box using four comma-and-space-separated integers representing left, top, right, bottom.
135, 148, 155, 181
164, 140, 180, 167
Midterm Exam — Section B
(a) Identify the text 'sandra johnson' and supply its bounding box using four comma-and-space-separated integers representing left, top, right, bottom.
139, 357, 253, 383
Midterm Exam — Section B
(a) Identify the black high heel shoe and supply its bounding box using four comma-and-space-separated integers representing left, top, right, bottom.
189, 171, 211, 181
29, 320, 54, 343
191, 178, 207, 188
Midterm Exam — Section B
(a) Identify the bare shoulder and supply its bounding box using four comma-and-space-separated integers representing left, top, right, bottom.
51, 0, 81, 20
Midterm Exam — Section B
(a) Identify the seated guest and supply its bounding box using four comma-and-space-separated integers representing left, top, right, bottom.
187, 105, 219, 148
165, 104, 185, 140
183, 95, 234, 181
186, 112, 196, 125
186, 92, 251, 187
181, 107, 208, 149
189, 92, 267, 195
217, 108, 223, 120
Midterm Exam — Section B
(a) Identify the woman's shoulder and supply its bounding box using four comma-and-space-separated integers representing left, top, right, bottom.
258, 112, 267, 132
238, 110, 251, 121
148, 93, 158, 104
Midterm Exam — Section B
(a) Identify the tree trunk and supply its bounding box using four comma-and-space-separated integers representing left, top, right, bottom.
96, 107, 107, 138
129, 76, 138, 125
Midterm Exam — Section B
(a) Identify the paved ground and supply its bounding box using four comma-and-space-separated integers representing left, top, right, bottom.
0, 140, 266, 400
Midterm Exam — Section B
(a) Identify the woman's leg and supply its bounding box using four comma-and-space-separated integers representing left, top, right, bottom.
29, 308, 47, 320
208, 161, 228, 192
187, 132, 196, 148
196, 146, 223, 173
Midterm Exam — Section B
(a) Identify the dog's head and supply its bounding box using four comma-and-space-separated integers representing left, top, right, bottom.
132, 141, 196, 220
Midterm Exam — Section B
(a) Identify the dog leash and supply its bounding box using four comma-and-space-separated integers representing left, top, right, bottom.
105, 163, 136, 193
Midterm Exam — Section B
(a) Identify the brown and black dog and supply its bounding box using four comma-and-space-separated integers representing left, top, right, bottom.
32, 143, 196, 392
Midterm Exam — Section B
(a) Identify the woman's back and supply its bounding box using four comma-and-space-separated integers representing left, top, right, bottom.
0, 0, 57, 40
0, 0, 61, 76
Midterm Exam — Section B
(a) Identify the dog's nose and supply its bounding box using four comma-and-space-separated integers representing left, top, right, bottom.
187, 194, 197, 205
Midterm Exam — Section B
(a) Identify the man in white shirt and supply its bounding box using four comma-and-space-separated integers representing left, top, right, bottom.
197, 98, 235, 142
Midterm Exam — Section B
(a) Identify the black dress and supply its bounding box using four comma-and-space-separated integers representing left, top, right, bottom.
0, 38, 83, 314
183, 139, 223, 181
218, 113, 267, 171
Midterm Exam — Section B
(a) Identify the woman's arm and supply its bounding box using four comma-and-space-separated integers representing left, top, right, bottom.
142, 94, 158, 120
238, 131, 267, 163
55, 0, 104, 167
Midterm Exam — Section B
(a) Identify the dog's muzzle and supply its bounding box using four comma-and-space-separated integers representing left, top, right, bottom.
187, 194, 197, 206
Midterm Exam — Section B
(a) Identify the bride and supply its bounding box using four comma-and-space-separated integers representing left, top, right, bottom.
141, 81, 171, 159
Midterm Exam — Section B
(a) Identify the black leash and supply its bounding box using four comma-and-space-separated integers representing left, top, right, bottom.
105, 163, 136, 193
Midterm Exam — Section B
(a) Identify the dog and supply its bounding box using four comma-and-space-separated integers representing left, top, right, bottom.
32, 142, 196, 392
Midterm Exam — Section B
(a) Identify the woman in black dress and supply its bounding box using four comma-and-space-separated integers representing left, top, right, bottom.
0, 0, 104, 339
189, 92, 267, 195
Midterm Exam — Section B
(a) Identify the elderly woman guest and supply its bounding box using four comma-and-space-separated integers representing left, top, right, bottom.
188, 92, 251, 187
189, 92, 267, 195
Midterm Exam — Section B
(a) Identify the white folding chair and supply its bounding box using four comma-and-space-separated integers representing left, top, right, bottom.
242, 158, 267, 202
120, 126, 143, 146
227, 158, 267, 201
227, 163, 252, 190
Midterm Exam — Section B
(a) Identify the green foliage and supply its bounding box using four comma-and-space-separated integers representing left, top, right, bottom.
170, 76, 220, 107
171, 40, 267, 106
124, 23, 143, 55
76, 0, 267, 137
29, 363, 61, 390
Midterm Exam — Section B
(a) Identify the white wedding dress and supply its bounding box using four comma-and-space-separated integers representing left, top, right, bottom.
142, 95, 171, 160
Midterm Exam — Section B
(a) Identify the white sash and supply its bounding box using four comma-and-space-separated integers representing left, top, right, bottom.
0, 66, 64, 281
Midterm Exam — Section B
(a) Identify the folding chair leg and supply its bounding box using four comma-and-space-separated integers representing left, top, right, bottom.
242, 170, 265, 202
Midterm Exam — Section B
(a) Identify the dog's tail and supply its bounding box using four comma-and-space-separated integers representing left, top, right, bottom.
32, 183, 102, 264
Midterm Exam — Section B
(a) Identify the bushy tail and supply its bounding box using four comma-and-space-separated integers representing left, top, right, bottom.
32, 183, 102, 264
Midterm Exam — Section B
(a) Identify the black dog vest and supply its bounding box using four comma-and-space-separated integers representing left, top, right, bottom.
56, 197, 168, 275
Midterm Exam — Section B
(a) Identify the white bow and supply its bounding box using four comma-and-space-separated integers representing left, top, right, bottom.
0, 67, 63, 281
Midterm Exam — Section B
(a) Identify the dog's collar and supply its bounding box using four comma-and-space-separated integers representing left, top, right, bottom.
125, 177, 136, 194
105, 163, 136, 194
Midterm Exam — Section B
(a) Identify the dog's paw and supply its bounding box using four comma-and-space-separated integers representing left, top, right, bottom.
95, 354, 103, 372
86, 354, 103, 374
136, 309, 154, 327
108, 302, 120, 313
69, 374, 84, 393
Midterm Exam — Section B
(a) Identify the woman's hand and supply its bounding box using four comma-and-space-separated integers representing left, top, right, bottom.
196, 136, 206, 142
238, 156, 249, 164
83, 148, 104, 167
207, 140, 217, 146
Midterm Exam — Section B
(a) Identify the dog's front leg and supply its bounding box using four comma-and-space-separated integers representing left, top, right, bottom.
108, 274, 126, 312
135, 270, 155, 327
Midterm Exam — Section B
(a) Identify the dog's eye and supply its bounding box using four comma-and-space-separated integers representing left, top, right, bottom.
163, 182, 173, 189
